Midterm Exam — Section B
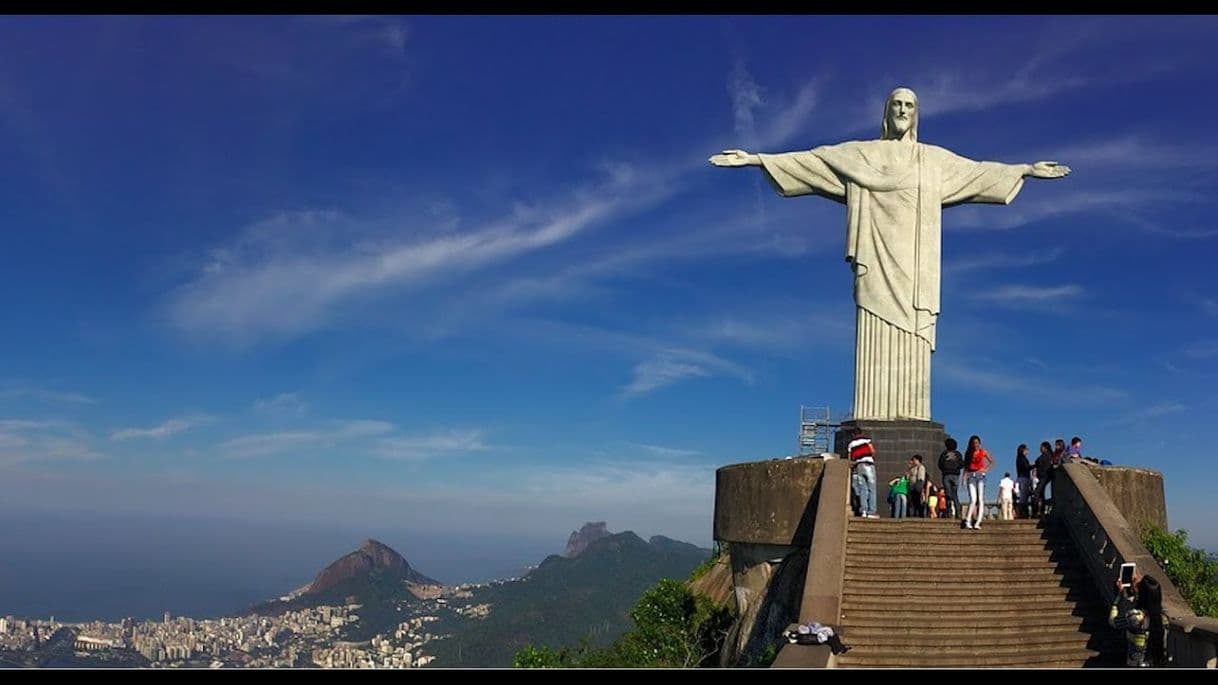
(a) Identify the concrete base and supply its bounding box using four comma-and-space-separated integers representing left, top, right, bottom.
834, 419, 948, 518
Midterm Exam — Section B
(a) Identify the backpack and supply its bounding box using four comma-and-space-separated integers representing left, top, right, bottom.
939, 450, 962, 473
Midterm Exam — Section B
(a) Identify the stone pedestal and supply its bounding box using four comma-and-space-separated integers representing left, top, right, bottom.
834, 419, 949, 518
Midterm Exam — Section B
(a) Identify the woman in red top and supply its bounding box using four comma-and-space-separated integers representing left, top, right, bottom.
962, 435, 994, 530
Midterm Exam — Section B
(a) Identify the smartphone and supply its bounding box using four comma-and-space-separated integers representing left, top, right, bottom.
1119, 562, 1136, 588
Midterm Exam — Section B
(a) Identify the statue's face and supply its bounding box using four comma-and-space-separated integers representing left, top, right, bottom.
887, 91, 916, 137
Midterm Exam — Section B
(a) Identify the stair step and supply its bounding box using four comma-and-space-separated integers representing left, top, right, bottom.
847, 529, 1063, 539
835, 652, 1120, 668
841, 585, 1097, 599
842, 623, 1119, 640
847, 628, 1120, 643
845, 556, 1084, 569
834, 642, 1110, 659
838, 613, 1107, 629
840, 595, 1105, 611
842, 565, 1081, 575
839, 606, 1097, 622
846, 537, 1068, 548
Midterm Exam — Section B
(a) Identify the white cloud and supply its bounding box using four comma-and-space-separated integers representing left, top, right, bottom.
373, 429, 489, 461
0, 419, 102, 463
110, 418, 200, 441
946, 190, 1174, 232
0, 385, 95, 405
1143, 402, 1187, 418
728, 61, 764, 142
973, 284, 1084, 304
219, 419, 396, 459
1185, 340, 1218, 359
1041, 136, 1218, 171
914, 71, 1090, 119
938, 359, 1127, 405
629, 443, 701, 459
761, 80, 821, 149
622, 348, 753, 397
944, 247, 1064, 276
168, 167, 668, 345
1104, 401, 1188, 429
253, 392, 308, 417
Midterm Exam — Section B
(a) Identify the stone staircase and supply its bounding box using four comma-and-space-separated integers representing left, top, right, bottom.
835, 517, 1126, 668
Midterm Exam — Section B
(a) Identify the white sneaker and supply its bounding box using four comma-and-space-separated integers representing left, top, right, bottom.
974, 522, 982, 530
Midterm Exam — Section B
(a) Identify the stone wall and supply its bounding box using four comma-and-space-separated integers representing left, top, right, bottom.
1080, 462, 1168, 534
714, 459, 824, 546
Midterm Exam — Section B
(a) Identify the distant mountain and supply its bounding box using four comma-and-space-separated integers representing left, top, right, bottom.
428, 529, 711, 667
307, 538, 439, 598
251, 538, 440, 635
564, 521, 612, 558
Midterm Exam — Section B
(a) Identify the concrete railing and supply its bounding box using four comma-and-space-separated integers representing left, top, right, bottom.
1054, 463, 1218, 668
771, 458, 852, 669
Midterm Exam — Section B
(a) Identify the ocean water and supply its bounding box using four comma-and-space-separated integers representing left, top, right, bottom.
0, 510, 556, 622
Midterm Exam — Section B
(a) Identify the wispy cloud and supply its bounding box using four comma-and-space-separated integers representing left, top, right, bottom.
720, 60, 821, 151
938, 359, 1127, 405
666, 303, 854, 358
1044, 136, 1218, 171
1105, 401, 1188, 428
629, 443, 701, 459
944, 247, 1064, 276
219, 419, 396, 459
1143, 401, 1187, 418
168, 169, 668, 346
0, 384, 95, 405
622, 348, 753, 397
0, 419, 102, 463
253, 392, 308, 417
915, 71, 1090, 120
728, 61, 763, 143
973, 284, 1084, 304
110, 417, 204, 441
1185, 340, 1218, 359
372, 429, 489, 461
946, 190, 1179, 232
1109, 213, 1218, 240
758, 79, 821, 149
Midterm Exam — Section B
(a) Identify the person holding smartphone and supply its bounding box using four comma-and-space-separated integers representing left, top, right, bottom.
1110, 570, 1149, 667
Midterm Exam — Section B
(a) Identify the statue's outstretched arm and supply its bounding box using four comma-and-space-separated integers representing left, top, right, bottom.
708, 149, 762, 168
1024, 161, 1071, 179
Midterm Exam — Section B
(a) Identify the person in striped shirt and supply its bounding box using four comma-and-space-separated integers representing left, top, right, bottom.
848, 428, 879, 518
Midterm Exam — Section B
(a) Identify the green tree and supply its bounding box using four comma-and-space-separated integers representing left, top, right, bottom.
512, 576, 732, 668
1142, 527, 1218, 618
512, 645, 574, 668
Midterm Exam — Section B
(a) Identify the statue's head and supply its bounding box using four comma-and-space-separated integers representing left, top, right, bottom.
881, 87, 918, 142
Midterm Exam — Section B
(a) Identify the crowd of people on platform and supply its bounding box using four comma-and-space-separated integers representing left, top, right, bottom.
845, 427, 1165, 667
848, 429, 1107, 528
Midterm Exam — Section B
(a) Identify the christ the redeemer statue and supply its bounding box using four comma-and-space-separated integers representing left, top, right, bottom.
710, 87, 1070, 421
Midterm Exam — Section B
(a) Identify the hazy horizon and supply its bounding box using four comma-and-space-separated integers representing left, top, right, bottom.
0, 509, 679, 623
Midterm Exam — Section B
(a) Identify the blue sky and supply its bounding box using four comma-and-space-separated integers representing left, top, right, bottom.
2, 15, 1218, 563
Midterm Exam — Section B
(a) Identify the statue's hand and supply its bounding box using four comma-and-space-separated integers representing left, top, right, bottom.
1029, 161, 1071, 179
708, 149, 756, 167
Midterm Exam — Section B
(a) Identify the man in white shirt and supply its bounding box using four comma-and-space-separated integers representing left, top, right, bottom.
998, 472, 1016, 521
